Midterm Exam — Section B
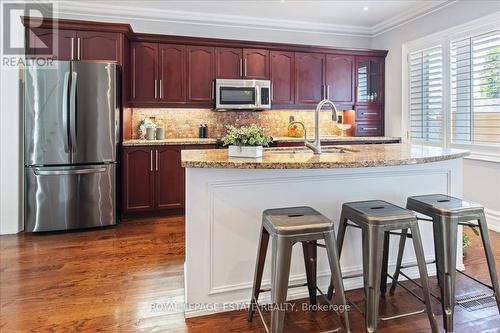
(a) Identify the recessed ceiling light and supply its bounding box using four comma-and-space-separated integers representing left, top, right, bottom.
363, 6, 369, 11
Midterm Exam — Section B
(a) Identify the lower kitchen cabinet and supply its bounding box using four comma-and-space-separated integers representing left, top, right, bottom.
122, 144, 216, 215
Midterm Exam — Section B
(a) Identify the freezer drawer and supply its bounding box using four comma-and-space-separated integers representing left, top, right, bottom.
25, 164, 116, 232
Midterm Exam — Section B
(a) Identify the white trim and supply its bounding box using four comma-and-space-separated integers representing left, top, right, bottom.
52, 0, 460, 39
486, 208, 500, 233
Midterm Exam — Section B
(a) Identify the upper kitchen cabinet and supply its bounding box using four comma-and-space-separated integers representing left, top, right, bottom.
356, 56, 384, 105
130, 42, 158, 103
216, 47, 243, 79
187, 46, 215, 105
26, 28, 76, 60
325, 55, 355, 104
215, 48, 269, 80
26, 28, 123, 63
295, 52, 325, 104
159, 44, 186, 103
77, 31, 122, 62
270, 51, 294, 105
243, 49, 270, 79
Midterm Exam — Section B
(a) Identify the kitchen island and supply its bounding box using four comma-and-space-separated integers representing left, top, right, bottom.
181, 144, 469, 318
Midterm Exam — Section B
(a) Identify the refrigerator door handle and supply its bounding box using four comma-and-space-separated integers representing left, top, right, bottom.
33, 167, 106, 176
62, 72, 71, 153
69, 71, 78, 153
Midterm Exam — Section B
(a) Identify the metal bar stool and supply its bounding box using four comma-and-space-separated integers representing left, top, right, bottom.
247, 206, 350, 333
390, 194, 500, 332
331, 200, 438, 333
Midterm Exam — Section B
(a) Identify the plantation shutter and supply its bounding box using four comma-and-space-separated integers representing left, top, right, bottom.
409, 46, 443, 143
451, 31, 500, 146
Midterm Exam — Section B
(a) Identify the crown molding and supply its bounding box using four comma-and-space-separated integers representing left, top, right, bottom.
371, 0, 458, 36
54, 0, 460, 38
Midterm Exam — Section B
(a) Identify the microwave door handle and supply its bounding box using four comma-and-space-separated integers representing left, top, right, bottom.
256, 86, 261, 108
62, 72, 70, 153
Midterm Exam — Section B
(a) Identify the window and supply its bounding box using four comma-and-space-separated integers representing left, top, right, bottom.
406, 25, 500, 154
451, 31, 500, 146
409, 47, 443, 143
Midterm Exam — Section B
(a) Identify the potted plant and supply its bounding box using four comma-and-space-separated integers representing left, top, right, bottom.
222, 125, 273, 158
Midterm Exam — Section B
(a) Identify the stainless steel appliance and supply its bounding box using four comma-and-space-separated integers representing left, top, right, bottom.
24, 61, 120, 232
215, 79, 271, 110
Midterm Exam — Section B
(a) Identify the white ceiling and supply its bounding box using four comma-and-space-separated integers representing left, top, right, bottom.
57, 0, 456, 36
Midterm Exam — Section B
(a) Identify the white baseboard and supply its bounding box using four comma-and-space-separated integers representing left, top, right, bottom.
486, 208, 500, 233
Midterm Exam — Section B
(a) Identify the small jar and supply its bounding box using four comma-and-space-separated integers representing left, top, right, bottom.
156, 127, 165, 140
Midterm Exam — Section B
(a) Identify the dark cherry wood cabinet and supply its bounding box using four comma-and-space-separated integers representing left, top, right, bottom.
122, 144, 217, 215
325, 55, 355, 104
356, 56, 384, 105
295, 52, 325, 104
216, 47, 242, 79
159, 44, 186, 103
122, 146, 155, 212
78, 31, 122, 62
187, 46, 215, 104
130, 42, 158, 102
155, 146, 184, 210
27, 28, 75, 60
270, 51, 294, 105
243, 49, 269, 79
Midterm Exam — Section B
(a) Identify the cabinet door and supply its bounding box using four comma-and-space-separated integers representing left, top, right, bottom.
356, 56, 384, 105
77, 31, 122, 63
155, 147, 184, 210
243, 49, 269, 79
122, 147, 155, 212
26, 28, 76, 60
216, 47, 242, 79
159, 44, 186, 103
187, 46, 215, 104
355, 122, 383, 136
325, 55, 354, 104
270, 51, 294, 105
131, 42, 158, 102
295, 52, 325, 104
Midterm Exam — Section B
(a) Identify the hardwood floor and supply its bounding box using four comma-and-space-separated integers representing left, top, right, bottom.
1, 217, 499, 332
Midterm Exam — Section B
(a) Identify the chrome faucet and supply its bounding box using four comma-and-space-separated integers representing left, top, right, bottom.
304, 99, 342, 154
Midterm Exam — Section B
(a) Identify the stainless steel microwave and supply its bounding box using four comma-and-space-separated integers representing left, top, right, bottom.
215, 79, 271, 110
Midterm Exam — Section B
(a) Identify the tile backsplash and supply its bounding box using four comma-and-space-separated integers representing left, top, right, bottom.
131, 108, 345, 139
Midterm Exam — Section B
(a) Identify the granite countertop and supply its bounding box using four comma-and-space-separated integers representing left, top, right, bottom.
123, 138, 218, 146
123, 136, 400, 146
181, 144, 469, 169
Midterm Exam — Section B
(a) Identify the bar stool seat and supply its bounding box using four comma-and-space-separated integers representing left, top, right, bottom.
390, 194, 500, 333
332, 200, 438, 333
262, 206, 333, 235
248, 206, 350, 333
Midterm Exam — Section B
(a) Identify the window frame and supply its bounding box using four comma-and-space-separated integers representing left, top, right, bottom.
402, 14, 500, 160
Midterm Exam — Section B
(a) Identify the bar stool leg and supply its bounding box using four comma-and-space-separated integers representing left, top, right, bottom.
477, 212, 500, 312
432, 220, 444, 289
362, 227, 385, 333
410, 223, 439, 333
302, 241, 318, 305
248, 227, 270, 322
389, 228, 408, 295
270, 235, 294, 333
380, 231, 390, 296
328, 213, 348, 299
324, 230, 351, 333
436, 216, 458, 333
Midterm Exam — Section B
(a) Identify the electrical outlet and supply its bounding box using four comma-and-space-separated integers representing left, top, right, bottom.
289, 116, 295, 123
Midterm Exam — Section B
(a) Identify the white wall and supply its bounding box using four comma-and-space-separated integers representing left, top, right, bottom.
371, 1, 500, 230
0, 15, 24, 235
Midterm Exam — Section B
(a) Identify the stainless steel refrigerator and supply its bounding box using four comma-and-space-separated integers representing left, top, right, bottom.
24, 61, 120, 232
